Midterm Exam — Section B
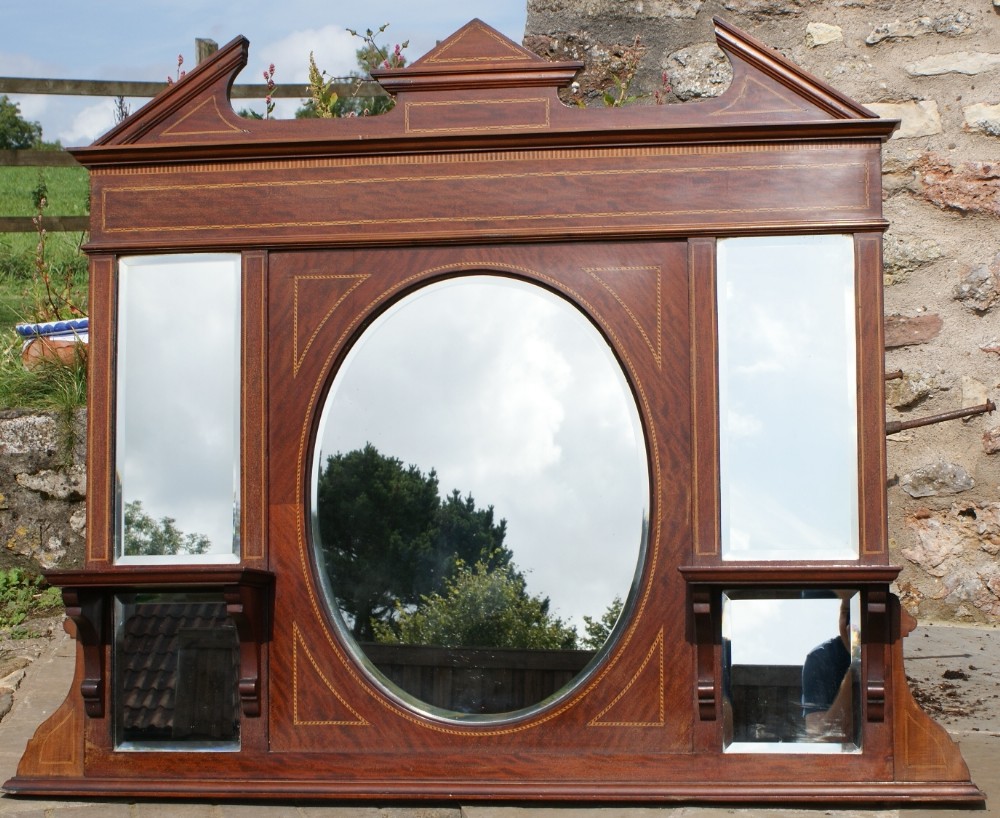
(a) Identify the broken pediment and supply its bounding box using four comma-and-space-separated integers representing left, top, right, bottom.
74, 17, 892, 163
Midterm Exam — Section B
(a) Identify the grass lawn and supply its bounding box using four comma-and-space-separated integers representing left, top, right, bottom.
0, 166, 90, 217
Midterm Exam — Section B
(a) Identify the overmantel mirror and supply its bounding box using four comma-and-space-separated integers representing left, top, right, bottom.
6, 17, 983, 805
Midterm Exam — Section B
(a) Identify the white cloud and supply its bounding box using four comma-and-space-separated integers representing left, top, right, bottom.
254, 25, 359, 84
6, 94, 50, 126
58, 99, 117, 145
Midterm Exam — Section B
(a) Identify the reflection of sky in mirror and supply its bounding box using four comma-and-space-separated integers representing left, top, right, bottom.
117, 255, 241, 561
724, 594, 856, 666
315, 275, 648, 628
718, 236, 858, 561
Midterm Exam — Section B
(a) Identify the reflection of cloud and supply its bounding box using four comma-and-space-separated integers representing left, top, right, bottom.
317, 276, 648, 629
727, 596, 843, 666
718, 236, 858, 562
725, 410, 762, 439
724, 480, 856, 560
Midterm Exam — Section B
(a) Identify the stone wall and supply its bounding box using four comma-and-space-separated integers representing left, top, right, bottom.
525, 0, 1000, 623
0, 410, 86, 574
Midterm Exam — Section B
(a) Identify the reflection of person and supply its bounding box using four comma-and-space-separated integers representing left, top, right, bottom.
801, 598, 853, 740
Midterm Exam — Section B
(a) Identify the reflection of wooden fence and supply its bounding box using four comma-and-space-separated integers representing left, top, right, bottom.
363, 643, 596, 715
730, 664, 803, 742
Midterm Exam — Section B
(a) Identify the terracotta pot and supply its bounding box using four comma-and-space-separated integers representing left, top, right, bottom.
15, 318, 89, 369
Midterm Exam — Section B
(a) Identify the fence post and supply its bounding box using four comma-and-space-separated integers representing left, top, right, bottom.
196, 39, 219, 64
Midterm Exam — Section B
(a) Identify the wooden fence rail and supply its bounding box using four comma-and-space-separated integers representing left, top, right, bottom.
0, 77, 381, 101
0, 63, 385, 232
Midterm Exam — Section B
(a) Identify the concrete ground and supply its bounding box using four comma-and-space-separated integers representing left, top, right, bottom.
0, 620, 997, 817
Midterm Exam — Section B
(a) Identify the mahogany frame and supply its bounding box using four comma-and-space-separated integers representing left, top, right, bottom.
5, 18, 983, 804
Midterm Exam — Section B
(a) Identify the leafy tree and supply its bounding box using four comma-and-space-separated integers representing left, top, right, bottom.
315, 444, 511, 641
0, 95, 43, 149
374, 557, 578, 650
123, 499, 211, 557
581, 595, 624, 650
430, 489, 510, 588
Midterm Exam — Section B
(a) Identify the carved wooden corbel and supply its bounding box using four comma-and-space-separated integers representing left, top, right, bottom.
223, 579, 271, 717
60, 588, 105, 718
864, 588, 888, 722
692, 588, 716, 720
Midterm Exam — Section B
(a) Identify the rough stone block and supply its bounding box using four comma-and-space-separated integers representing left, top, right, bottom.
902, 504, 1000, 618
906, 51, 1000, 76
964, 102, 1000, 137
900, 460, 975, 498
954, 257, 1000, 313
805, 22, 843, 47
865, 100, 942, 139
884, 312, 943, 347
962, 375, 991, 408
662, 42, 732, 100
911, 154, 1000, 218
885, 371, 938, 409
15, 465, 87, 501
882, 232, 943, 283
866, 13, 972, 45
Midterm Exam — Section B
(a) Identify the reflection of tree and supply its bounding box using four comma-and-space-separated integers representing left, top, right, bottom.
581, 596, 624, 650
123, 500, 212, 556
373, 556, 578, 650
315, 444, 513, 642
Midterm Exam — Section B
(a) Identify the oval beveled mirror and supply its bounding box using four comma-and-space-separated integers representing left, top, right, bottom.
310, 274, 649, 720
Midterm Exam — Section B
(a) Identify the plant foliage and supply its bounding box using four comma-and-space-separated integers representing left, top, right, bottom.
0, 96, 43, 150
315, 444, 512, 641
374, 557, 579, 650
123, 500, 212, 557
0, 568, 62, 638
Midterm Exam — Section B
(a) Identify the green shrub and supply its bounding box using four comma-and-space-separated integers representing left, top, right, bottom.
0, 568, 62, 638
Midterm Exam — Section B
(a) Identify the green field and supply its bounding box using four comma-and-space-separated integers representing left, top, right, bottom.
0, 165, 90, 217
0, 165, 89, 322
0, 164, 89, 411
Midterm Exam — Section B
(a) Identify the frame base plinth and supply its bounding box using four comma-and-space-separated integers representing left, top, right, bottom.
3, 776, 985, 806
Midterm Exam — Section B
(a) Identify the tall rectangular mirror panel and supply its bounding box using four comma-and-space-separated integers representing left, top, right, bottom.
115, 255, 241, 564
717, 236, 859, 561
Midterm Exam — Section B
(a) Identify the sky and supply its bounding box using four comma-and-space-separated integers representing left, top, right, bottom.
1, 1, 528, 146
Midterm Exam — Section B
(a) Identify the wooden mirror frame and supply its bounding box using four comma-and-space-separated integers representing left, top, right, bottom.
5, 18, 983, 805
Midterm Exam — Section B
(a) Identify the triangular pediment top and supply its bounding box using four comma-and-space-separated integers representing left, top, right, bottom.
712, 16, 878, 120
373, 19, 582, 94
89, 35, 249, 148
414, 19, 545, 67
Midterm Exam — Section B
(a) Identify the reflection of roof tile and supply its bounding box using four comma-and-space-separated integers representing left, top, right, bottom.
119, 600, 238, 737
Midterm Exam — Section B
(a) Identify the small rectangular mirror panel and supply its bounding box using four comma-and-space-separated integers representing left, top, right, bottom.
115, 254, 241, 564
722, 590, 861, 754
717, 235, 859, 561
114, 592, 241, 751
